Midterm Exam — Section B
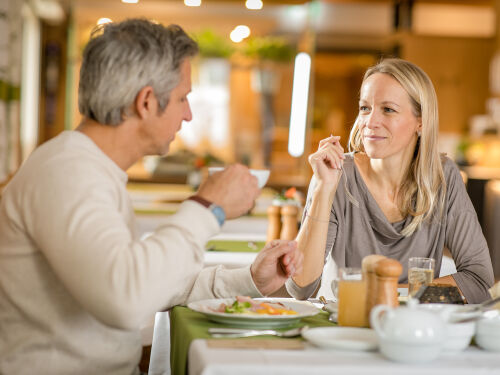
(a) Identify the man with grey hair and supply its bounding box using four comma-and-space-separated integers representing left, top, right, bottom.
0, 19, 302, 374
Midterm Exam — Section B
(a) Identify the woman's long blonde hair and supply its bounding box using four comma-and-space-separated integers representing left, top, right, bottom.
348, 58, 446, 236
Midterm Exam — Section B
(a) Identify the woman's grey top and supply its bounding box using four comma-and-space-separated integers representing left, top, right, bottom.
286, 153, 494, 303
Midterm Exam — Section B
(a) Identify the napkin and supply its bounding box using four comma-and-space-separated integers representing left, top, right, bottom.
206, 338, 304, 350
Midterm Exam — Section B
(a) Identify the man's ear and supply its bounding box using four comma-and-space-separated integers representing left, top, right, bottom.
134, 86, 156, 120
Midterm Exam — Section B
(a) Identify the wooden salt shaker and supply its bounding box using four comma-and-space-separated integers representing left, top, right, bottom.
266, 205, 282, 242
374, 258, 403, 308
280, 205, 299, 240
362, 254, 387, 325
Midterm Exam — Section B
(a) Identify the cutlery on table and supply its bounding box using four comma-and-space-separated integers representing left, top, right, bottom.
450, 309, 500, 324
208, 325, 308, 338
447, 295, 500, 323
465, 295, 500, 312
316, 295, 338, 322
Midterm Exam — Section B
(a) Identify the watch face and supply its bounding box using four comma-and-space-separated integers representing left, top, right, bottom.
210, 204, 226, 226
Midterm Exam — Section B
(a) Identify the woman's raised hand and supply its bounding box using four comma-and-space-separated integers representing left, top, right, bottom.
308, 135, 345, 186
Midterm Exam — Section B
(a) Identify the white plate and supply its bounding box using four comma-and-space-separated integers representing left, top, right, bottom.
302, 327, 378, 351
188, 298, 320, 328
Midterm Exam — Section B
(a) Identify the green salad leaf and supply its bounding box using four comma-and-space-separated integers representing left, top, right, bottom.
224, 301, 252, 314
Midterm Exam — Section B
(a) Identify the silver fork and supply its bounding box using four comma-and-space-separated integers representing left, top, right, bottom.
208, 325, 308, 338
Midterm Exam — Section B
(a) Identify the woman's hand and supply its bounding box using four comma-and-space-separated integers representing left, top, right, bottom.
308, 135, 345, 187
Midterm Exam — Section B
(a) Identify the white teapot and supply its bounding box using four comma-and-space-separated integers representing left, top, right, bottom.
370, 299, 445, 363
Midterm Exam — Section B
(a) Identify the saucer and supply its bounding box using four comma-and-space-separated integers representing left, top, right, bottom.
302, 327, 378, 351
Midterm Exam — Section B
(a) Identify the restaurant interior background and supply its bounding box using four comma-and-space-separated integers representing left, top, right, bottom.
2, 0, 500, 276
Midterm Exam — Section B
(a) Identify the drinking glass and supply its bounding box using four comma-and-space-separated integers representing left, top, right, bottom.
408, 257, 435, 297
335, 267, 368, 327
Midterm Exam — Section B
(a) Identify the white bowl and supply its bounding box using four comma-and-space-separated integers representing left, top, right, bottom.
208, 167, 270, 188
476, 315, 500, 352
378, 339, 443, 363
476, 333, 500, 352
476, 335, 500, 352
444, 321, 475, 352
417, 304, 475, 352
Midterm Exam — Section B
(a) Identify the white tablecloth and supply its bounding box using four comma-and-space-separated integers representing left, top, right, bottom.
188, 339, 500, 375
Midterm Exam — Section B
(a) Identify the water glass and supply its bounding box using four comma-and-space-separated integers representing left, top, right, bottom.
408, 257, 435, 297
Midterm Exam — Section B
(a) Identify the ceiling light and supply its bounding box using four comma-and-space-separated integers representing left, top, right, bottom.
230, 25, 250, 43
185, 0, 201, 6
121, 0, 139, 3
97, 18, 112, 25
246, 0, 263, 10
230, 31, 243, 43
234, 25, 250, 38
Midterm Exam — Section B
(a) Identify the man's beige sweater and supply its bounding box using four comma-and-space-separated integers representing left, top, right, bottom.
0, 131, 260, 374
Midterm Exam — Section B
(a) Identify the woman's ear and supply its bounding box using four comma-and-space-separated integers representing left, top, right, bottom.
134, 86, 156, 120
417, 119, 423, 136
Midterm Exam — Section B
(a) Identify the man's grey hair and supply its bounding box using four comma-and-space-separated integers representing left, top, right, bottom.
78, 19, 199, 125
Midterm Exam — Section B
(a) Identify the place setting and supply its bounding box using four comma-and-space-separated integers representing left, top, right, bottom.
186, 254, 500, 363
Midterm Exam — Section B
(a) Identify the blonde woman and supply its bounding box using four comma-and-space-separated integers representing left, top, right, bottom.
286, 58, 494, 304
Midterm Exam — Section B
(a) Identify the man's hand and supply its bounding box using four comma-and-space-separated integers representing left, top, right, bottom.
196, 164, 259, 220
250, 240, 302, 296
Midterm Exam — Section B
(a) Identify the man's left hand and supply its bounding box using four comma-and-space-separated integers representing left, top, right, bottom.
250, 240, 302, 296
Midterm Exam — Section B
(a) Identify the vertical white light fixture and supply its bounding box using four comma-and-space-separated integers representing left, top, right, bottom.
288, 52, 311, 157
20, 3, 41, 161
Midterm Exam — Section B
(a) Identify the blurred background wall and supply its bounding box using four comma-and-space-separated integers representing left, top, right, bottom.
3, 0, 500, 191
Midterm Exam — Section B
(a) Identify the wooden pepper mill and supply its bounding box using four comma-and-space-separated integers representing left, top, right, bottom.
280, 205, 299, 240
266, 205, 282, 242
362, 254, 387, 325
374, 258, 403, 308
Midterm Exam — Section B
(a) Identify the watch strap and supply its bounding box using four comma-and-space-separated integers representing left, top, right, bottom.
187, 195, 212, 208
187, 195, 226, 226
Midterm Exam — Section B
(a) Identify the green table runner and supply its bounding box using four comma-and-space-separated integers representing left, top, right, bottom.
170, 305, 335, 375
205, 240, 265, 252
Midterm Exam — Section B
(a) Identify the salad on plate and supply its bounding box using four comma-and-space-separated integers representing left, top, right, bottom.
213, 296, 298, 316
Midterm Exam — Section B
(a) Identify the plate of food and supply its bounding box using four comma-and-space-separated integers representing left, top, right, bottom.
188, 296, 320, 328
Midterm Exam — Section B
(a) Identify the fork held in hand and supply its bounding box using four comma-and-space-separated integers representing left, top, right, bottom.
208, 326, 307, 338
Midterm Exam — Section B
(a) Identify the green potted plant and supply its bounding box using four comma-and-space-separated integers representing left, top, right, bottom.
243, 36, 295, 63
242, 36, 295, 94
191, 29, 235, 59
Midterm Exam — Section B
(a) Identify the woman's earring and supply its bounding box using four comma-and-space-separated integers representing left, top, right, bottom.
417, 130, 421, 137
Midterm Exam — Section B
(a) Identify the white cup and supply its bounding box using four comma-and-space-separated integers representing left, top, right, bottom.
208, 167, 270, 188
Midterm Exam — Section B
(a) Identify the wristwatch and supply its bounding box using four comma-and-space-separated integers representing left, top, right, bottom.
187, 195, 226, 227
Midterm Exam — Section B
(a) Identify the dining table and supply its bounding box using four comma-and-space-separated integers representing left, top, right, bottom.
148, 300, 500, 375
